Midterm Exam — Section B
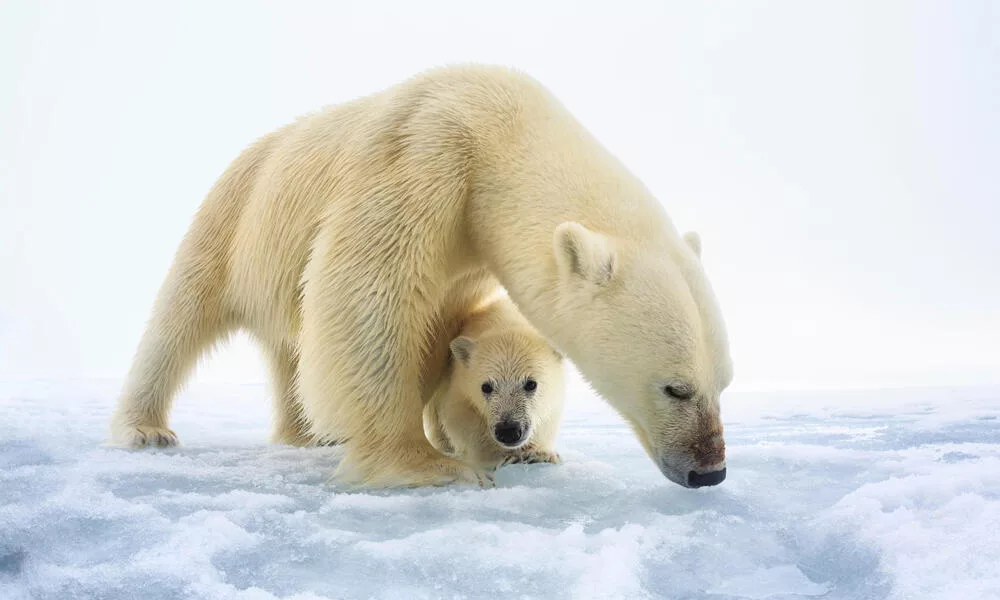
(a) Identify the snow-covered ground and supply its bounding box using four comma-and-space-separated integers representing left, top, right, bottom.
1, 375, 998, 600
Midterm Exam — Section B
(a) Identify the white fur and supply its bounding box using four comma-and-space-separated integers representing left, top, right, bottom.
109, 64, 732, 488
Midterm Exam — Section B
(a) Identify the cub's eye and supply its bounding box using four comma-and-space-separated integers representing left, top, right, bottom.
481, 382, 494, 395
523, 379, 537, 392
663, 384, 694, 400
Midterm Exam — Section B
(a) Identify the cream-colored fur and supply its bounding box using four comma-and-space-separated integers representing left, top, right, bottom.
424, 294, 564, 471
109, 64, 732, 489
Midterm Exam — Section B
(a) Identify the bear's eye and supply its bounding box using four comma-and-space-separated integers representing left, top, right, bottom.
663, 384, 694, 400
523, 379, 537, 392
481, 382, 494, 395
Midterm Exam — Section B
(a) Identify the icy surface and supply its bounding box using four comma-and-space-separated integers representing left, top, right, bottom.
1, 377, 998, 600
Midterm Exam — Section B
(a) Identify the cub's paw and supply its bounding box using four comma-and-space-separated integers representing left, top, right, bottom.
504, 449, 561, 466
109, 425, 179, 449
477, 468, 498, 489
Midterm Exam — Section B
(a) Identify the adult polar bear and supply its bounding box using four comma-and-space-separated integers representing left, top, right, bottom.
110, 65, 733, 489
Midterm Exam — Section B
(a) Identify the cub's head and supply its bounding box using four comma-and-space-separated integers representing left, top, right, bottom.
550, 222, 733, 488
449, 330, 564, 450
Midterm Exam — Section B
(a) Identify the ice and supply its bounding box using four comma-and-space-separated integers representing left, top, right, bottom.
1, 377, 998, 599
707, 565, 832, 599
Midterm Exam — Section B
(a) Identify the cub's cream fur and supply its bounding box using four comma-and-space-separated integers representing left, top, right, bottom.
110, 64, 732, 489
424, 294, 564, 471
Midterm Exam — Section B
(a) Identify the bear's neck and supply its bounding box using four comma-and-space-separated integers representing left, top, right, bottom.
464, 102, 673, 349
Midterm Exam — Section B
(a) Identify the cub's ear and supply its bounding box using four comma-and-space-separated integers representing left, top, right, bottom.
683, 231, 702, 259
553, 222, 617, 285
450, 336, 476, 366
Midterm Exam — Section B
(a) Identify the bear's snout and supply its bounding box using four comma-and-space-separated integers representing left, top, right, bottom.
494, 421, 526, 447
685, 431, 726, 488
691, 432, 726, 469
687, 467, 726, 488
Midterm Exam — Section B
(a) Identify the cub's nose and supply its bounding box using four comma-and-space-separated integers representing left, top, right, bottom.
493, 421, 525, 447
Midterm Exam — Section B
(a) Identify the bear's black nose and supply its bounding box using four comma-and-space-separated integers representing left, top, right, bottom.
687, 468, 726, 488
494, 422, 524, 447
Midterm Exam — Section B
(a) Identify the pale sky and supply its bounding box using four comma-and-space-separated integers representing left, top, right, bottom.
1, 0, 997, 391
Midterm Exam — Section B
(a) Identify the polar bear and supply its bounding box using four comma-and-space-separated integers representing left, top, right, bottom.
110, 64, 732, 489
424, 294, 565, 471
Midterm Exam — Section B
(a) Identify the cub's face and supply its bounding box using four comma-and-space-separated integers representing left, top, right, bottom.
551, 222, 732, 489
450, 331, 562, 450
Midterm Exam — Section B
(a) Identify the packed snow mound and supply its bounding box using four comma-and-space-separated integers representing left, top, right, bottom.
1, 378, 998, 600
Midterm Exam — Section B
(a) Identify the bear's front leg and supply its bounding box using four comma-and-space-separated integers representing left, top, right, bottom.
298, 344, 492, 487
297, 237, 494, 489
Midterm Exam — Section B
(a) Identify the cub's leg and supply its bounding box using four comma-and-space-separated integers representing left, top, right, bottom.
423, 399, 455, 455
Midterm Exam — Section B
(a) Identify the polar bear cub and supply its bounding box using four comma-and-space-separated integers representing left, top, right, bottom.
424, 295, 565, 471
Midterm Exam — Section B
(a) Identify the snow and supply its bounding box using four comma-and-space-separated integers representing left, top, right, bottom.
1, 376, 999, 600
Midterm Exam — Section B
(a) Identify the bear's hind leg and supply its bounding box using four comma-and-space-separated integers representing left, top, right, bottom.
109, 261, 228, 448
265, 343, 314, 446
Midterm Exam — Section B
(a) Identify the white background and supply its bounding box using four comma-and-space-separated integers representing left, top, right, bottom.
2, 0, 998, 391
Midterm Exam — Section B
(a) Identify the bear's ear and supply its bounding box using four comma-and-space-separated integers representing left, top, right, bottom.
450, 336, 476, 366
682, 231, 702, 259
553, 222, 617, 285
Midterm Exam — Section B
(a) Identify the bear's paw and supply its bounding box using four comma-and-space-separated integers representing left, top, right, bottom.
109, 424, 179, 449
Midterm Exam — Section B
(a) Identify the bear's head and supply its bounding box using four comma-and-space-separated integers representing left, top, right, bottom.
550, 221, 732, 488
449, 330, 564, 450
